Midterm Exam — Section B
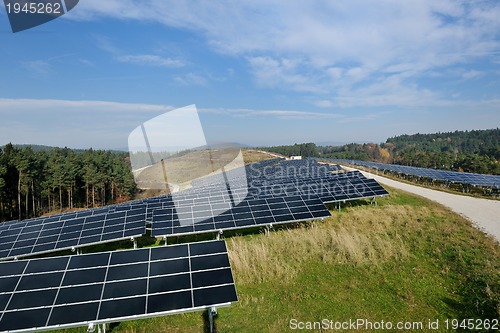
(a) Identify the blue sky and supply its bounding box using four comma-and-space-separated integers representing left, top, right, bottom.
1, 1, 499, 149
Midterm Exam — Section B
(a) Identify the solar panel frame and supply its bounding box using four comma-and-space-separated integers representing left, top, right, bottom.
0, 240, 237, 333
322, 158, 500, 188
151, 195, 331, 238
0, 208, 147, 261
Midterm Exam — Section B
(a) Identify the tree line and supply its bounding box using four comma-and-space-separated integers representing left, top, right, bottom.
261, 129, 500, 175
0, 144, 136, 222
260, 143, 319, 158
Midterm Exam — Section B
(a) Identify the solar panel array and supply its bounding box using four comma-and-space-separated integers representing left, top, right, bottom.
143, 171, 386, 207
0, 157, 392, 332
323, 158, 500, 188
152, 195, 331, 237
0, 158, 388, 260
0, 240, 237, 333
0, 208, 146, 261
149, 159, 386, 237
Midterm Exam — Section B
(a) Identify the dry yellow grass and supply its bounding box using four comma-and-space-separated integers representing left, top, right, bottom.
241, 149, 283, 163
133, 149, 274, 190
227, 204, 427, 285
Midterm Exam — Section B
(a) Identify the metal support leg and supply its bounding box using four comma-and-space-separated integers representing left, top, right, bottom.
265, 224, 273, 236
216, 230, 223, 240
208, 307, 217, 333
131, 237, 137, 249
163, 236, 168, 246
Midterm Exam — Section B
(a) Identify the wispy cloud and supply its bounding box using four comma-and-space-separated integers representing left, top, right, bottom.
2, 98, 499, 148
70, 1, 500, 110
21, 60, 52, 76
315, 100, 333, 108
117, 54, 184, 68
202, 107, 344, 120
0, 98, 174, 113
461, 70, 484, 80
175, 72, 207, 86
79, 59, 95, 67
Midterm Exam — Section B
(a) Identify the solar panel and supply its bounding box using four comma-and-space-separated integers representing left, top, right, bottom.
322, 158, 500, 188
0, 207, 146, 261
0, 206, 113, 234
151, 170, 386, 208
0, 240, 237, 333
152, 195, 331, 237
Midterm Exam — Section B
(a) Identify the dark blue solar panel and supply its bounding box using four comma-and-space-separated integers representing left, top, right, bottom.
0, 240, 236, 332
0, 208, 146, 261
152, 195, 331, 237
322, 158, 500, 188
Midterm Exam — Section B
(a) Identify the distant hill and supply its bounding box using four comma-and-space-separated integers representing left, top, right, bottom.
0, 143, 125, 154
0, 144, 65, 152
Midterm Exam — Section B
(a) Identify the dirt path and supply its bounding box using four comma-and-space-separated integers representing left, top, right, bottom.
348, 167, 500, 243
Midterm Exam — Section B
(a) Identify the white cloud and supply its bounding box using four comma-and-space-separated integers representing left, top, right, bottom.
117, 54, 184, 68
71, 1, 500, 64
315, 100, 333, 108
200, 107, 344, 120
174, 72, 207, 86
79, 59, 95, 67
21, 60, 51, 76
67, 1, 500, 110
248, 56, 324, 93
2, 98, 499, 148
0, 98, 174, 113
327, 67, 343, 80
0, 98, 176, 149
462, 70, 484, 80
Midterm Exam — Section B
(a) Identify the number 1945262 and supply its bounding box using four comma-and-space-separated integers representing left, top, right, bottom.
445, 318, 498, 330
5, 1, 62, 14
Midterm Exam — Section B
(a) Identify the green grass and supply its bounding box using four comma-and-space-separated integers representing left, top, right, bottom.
50, 189, 499, 333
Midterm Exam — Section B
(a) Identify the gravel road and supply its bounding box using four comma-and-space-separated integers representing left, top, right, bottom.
348, 167, 500, 243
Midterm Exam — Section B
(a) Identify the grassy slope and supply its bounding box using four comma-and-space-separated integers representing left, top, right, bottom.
51, 187, 499, 333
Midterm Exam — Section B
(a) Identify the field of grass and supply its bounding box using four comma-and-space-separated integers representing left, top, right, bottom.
50, 187, 499, 333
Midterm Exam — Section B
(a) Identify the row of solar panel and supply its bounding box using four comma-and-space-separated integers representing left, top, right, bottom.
323, 158, 500, 188
151, 195, 331, 236
190, 157, 283, 187
148, 170, 386, 206
0, 208, 146, 261
0, 162, 387, 261
190, 158, 341, 188
0, 240, 237, 333
173, 169, 367, 199
0, 171, 387, 260
0, 206, 110, 233
244, 159, 343, 181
